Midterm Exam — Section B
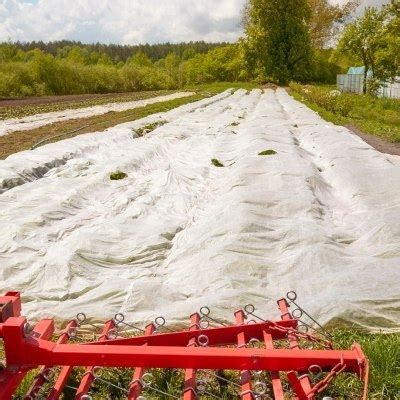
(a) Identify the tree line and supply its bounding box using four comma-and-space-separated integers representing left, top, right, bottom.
12, 40, 227, 63
0, 42, 251, 97
0, 0, 397, 98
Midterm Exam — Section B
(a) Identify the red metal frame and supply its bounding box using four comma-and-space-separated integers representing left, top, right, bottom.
0, 291, 369, 399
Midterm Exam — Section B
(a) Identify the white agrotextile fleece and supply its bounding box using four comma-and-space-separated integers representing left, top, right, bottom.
0, 89, 399, 331
0, 92, 195, 137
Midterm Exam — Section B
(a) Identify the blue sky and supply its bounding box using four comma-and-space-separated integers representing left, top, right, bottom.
0, 0, 391, 45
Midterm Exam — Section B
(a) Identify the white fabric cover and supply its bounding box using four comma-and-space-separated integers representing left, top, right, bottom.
0, 89, 399, 331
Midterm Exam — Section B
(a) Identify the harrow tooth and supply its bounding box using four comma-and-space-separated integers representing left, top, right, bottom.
0, 291, 369, 400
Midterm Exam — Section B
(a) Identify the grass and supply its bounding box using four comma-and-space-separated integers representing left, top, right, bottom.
3, 329, 399, 399
0, 90, 175, 120
290, 83, 400, 143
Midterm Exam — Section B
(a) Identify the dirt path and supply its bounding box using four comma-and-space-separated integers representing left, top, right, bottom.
346, 124, 400, 156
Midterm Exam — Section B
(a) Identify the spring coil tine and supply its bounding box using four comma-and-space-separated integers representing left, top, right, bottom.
114, 313, 145, 334
199, 306, 227, 327
196, 379, 221, 399
243, 304, 270, 323
198, 369, 241, 388
75, 312, 102, 333
286, 291, 333, 339
154, 316, 174, 332
140, 373, 180, 399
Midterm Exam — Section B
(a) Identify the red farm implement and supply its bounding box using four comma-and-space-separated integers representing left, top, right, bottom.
0, 291, 368, 399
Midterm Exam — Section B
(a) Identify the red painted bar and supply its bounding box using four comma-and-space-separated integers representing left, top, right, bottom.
74, 320, 115, 399
183, 313, 201, 400
25, 320, 77, 399
128, 323, 156, 400
235, 310, 253, 400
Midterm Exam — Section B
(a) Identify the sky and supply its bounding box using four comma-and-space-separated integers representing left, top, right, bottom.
0, 0, 392, 45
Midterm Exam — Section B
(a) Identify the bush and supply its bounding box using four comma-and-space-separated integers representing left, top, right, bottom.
290, 82, 354, 117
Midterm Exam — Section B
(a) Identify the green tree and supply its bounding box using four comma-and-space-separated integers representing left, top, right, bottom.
66, 46, 90, 64
307, 0, 359, 48
375, 3, 400, 81
129, 51, 153, 67
336, 6, 390, 93
243, 0, 314, 84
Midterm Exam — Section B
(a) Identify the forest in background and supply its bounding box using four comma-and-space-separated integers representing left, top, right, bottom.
0, 40, 342, 98
0, 0, 397, 98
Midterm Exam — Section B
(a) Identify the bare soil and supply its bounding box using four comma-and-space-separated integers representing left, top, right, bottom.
0, 92, 149, 108
346, 124, 400, 156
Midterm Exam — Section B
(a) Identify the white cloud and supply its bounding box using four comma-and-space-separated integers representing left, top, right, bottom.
0, 0, 391, 45
0, 0, 245, 44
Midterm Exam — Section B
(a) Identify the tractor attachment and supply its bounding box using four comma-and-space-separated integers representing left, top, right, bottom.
0, 291, 368, 399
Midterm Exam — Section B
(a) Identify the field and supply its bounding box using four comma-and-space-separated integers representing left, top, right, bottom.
1, 86, 399, 399
0, 83, 259, 159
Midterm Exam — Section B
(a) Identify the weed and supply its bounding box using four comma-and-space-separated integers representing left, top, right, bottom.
135, 120, 167, 137
259, 149, 277, 156
211, 159, 224, 167
110, 171, 128, 180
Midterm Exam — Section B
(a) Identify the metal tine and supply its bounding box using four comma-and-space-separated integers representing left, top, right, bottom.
114, 313, 145, 335
286, 291, 333, 340
91, 367, 129, 395
198, 369, 241, 388
140, 373, 180, 399
75, 313, 103, 334
199, 306, 227, 327
128, 323, 156, 399
74, 320, 116, 398
277, 298, 314, 395
243, 304, 271, 324
24, 320, 77, 400
153, 316, 174, 333
195, 378, 221, 399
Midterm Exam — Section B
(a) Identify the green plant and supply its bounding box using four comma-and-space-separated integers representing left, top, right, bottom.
110, 171, 128, 180
259, 149, 277, 155
290, 82, 354, 117
135, 120, 167, 136
211, 159, 225, 167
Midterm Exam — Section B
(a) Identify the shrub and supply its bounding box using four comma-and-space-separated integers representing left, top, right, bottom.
290, 82, 354, 117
